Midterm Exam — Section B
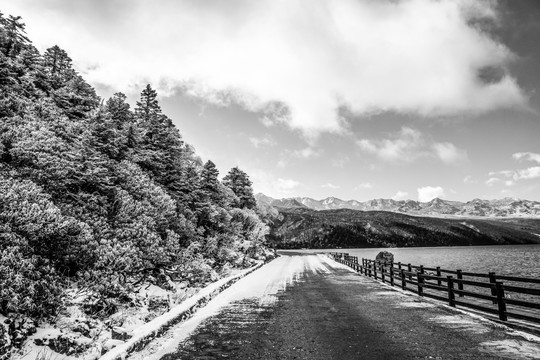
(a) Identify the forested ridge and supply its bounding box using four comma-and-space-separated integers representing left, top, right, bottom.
268, 208, 540, 249
0, 10, 273, 336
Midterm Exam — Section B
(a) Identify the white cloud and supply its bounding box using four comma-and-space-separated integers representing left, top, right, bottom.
433, 142, 468, 163
244, 168, 301, 197
487, 153, 540, 186
293, 147, 321, 159
8, 0, 527, 136
512, 152, 540, 164
276, 147, 320, 168
355, 182, 373, 190
486, 177, 501, 186
275, 178, 302, 194
357, 127, 467, 163
392, 191, 409, 201
275, 146, 320, 168
463, 175, 478, 184
249, 135, 276, 148
321, 183, 340, 189
517, 167, 540, 180
417, 186, 446, 202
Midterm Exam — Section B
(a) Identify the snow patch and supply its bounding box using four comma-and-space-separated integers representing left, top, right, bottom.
460, 221, 480, 233
320, 255, 358, 273
480, 339, 540, 359
306, 254, 332, 274
429, 315, 489, 334
395, 301, 435, 308
99, 262, 263, 360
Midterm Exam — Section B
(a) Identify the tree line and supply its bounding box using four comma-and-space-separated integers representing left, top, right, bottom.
0, 12, 271, 319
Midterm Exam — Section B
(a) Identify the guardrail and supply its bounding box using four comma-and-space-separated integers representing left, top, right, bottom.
329, 252, 540, 325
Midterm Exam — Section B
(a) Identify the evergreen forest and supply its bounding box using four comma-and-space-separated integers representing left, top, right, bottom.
0, 12, 273, 327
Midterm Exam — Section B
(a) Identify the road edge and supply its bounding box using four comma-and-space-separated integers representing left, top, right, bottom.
325, 255, 540, 340
99, 260, 270, 360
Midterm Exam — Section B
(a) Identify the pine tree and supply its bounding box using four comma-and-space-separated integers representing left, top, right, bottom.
43, 45, 75, 83
201, 160, 220, 197
135, 84, 161, 122
133, 84, 184, 182
55, 74, 99, 118
90, 106, 125, 160
0, 13, 30, 57
223, 167, 257, 209
90, 92, 134, 160
106, 92, 132, 124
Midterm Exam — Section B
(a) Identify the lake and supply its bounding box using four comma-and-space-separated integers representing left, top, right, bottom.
299, 244, 540, 279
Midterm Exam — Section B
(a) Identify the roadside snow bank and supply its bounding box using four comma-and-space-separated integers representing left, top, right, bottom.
128, 254, 335, 359
99, 262, 265, 360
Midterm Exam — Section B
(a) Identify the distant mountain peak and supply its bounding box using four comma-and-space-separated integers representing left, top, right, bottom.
255, 193, 540, 218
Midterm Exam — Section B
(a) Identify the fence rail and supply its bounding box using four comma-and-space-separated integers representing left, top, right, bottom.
329, 252, 540, 325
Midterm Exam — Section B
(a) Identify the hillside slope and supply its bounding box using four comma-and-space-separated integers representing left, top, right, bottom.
267, 208, 540, 249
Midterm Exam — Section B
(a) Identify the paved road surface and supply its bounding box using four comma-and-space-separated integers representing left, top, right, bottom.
132, 252, 540, 359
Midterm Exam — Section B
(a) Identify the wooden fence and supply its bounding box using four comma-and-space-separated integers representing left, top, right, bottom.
329, 252, 540, 325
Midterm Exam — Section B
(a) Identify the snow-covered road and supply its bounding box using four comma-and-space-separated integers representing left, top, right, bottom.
129, 253, 341, 359
129, 252, 540, 360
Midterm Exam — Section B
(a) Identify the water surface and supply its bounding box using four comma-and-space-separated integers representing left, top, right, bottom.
295, 244, 540, 279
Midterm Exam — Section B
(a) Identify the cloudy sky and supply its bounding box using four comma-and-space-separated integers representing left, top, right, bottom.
3, 0, 539, 201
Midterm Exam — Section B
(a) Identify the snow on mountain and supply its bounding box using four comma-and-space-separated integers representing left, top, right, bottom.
255, 193, 540, 218
398, 200, 422, 212
419, 197, 461, 215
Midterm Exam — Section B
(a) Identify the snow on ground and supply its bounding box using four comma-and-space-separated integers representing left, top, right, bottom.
129, 254, 335, 359
428, 314, 490, 334
480, 339, 540, 359
460, 221, 481, 233
99, 262, 265, 360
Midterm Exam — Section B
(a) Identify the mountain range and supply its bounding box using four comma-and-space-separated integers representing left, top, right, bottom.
256, 194, 540, 218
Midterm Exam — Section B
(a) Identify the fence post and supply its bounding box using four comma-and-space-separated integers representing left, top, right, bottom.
489, 272, 497, 304
390, 265, 394, 287
364, 259, 368, 275
401, 269, 406, 290
381, 262, 386, 283
417, 270, 424, 296
447, 276, 455, 307
436, 267, 442, 286
457, 270, 464, 297
373, 262, 377, 280
496, 282, 507, 321
408, 264, 412, 280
